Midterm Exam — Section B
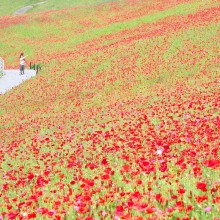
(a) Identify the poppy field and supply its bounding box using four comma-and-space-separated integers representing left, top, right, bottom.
0, 0, 220, 219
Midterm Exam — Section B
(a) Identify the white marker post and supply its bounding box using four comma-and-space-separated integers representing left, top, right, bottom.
0, 57, 4, 75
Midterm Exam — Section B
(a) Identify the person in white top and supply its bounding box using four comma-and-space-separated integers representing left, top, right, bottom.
20, 52, 26, 75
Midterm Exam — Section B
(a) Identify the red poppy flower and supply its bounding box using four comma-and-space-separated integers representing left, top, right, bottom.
196, 182, 207, 192
178, 188, 186, 194
114, 205, 124, 217
203, 159, 220, 169
101, 174, 110, 180
186, 205, 193, 212
146, 207, 155, 214
27, 213, 36, 219
101, 158, 108, 165
196, 195, 208, 203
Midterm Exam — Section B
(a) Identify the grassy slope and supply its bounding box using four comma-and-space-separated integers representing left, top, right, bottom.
0, 0, 220, 219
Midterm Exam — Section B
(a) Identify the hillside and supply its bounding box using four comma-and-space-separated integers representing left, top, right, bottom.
0, 0, 220, 219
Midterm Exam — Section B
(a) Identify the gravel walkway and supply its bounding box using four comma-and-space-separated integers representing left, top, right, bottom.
0, 69, 36, 94
13, 1, 47, 15
13, 6, 33, 15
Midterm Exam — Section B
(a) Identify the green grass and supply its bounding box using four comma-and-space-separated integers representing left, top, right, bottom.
29, 0, 117, 13
0, 0, 40, 16
0, 0, 117, 17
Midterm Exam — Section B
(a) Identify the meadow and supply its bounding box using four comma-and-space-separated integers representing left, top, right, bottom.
0, 0, 220, 219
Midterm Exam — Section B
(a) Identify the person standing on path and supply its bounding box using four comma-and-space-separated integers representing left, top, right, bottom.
20, 52, 26, 75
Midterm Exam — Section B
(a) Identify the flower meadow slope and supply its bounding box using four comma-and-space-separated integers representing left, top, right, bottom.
0, 0, 220, 219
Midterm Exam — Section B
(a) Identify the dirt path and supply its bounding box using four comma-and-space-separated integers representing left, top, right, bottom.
13, 1, 47, 15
